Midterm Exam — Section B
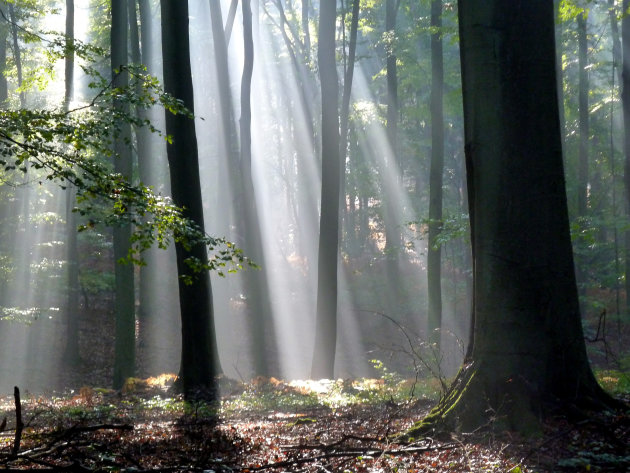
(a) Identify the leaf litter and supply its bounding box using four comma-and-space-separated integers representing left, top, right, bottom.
0, 376, 624, 472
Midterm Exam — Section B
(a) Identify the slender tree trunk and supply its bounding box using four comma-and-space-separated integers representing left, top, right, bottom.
240, 0, 278, 377
427, 0, 444, 349
8, 4, 23, 107
161, 0, 221, 398
129, 0, 155, 327
406, 0, 620, 437
63, 0, 80, 366
111, 0, 135, 390
302, 0, 310, 61
224, 0, 238, 46
311, 0, 340, 380
339, 0, 360, 243
64, 0, 74, 110
0, 2, 7, 105
577, 13, 589, 217
383, 0, 400, 252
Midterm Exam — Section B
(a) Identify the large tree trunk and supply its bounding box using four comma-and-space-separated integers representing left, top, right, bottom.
111, 0, 136, 390
161, 0, 221, 398
406, 0, 619, 437
426, 0, 444, 349
623, 0, 630, 318
311, 0, 340, 380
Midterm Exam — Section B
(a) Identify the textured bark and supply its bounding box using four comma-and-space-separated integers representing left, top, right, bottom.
161, 0, 221, 398
111, 0, 136, 390
406, 0, 620, 437
427, 0, 444, 349
311, 0, 340, 379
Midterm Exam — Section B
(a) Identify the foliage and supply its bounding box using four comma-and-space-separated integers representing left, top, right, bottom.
0, 34, 253, 280
596, 369, 630, 396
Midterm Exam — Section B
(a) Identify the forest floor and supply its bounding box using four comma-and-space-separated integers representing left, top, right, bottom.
0, 375, 626, 472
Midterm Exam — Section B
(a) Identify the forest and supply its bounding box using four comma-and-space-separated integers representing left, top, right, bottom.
0, 0, 625, 471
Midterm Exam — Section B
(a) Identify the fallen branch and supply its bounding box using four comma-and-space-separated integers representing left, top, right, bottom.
238, 442, 458, 471
280, 433, 385, 450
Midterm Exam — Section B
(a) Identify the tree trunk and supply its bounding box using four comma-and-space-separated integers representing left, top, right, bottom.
311, 0, 340, 380
111, 0, 136, 390
340, 0, 360, 248
622, 0, 630, 317
302, 0, 310, 61
577, 12, 589, 217
383, 0, 400, 252
406, 0, 619, 437
0, 2, 7, 105
8, 4, 23, 107
63, 0, 80, 367
240, 0, 279, 377
161, 0, 221, 398
427, 0, 444, 349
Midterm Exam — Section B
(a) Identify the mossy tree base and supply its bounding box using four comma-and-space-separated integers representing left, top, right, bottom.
400, 361, 626, 442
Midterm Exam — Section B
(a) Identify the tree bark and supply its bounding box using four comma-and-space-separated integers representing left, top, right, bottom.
406, 0, 620, 437
161, 0, 221, 398
622, 0, 630, 317
311, 0, 340, 380
427, 0, 444, 349
111, 0, 136, 390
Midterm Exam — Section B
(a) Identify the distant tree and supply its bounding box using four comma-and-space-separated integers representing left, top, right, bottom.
8, 3, 23, 107
63, 0, 80, 366
577, 10, 589, 217
0, 2, 9, 104
426, 0, 444, 349
406, 0, 622, 436
239, 0, 279, 377
161, 0, 221, 398
311, 0, 340, 380
111, 0, 135, 390
340, 0, 360, 253
383, 0, 401, 252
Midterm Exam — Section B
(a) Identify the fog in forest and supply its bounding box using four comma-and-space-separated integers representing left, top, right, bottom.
0, 0, 625, 399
